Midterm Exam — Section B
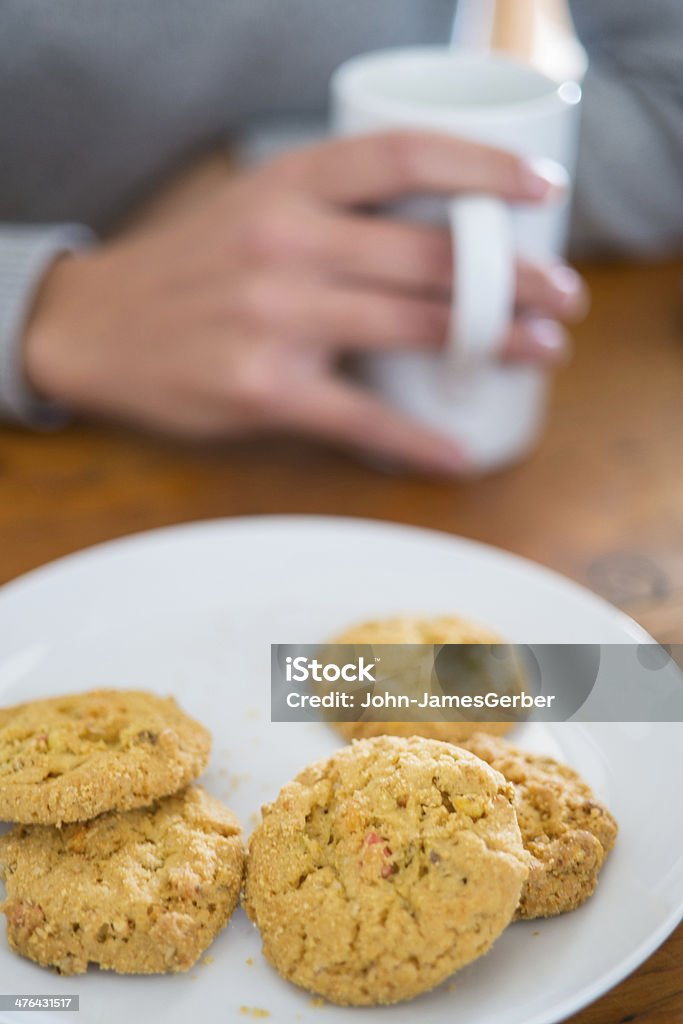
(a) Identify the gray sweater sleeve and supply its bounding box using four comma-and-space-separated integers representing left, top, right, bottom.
0, 224, 94, 426
570, 0, 683, 257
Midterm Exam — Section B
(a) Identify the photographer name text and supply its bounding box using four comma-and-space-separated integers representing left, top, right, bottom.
285, 690, 556, 710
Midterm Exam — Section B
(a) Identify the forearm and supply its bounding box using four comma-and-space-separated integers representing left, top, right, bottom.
0, 225, 94, 425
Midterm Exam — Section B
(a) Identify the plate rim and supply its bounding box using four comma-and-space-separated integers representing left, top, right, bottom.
535, 895, 683, 1024
1, 513, 676, 1024
0, 514, 652, 646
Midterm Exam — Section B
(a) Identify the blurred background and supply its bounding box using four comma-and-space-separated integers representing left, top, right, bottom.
0, 0, 681, 644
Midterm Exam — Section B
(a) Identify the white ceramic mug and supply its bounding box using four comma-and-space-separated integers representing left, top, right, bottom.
331, 48, 582, 472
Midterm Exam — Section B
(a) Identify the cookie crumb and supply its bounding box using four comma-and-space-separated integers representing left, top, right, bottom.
239, 1009, 270, 1019
228, 772, 251, 793
202, 955, 214, 965
246, 956, 254, 965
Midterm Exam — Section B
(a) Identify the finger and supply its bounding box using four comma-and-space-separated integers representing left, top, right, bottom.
284, 377, 470, 476
310, 212, 589, 323
515, 261, 589, 321
502, 317, 571, 366
280, 278, 450, 354
248, 274, 450, 352
271, 130, 568, 207
312, 212, 453, 295
282, 273, 577, 361
249, 275, 574, 361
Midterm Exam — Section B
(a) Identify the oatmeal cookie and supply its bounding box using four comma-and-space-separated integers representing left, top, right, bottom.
335, 720, 513, 743
244, 736, 528, 1006
331, 613, 501, 645
0, 786, 244, 974
459, 733, 618, 919
330, 615, 515, 744
0, 690, 211, 825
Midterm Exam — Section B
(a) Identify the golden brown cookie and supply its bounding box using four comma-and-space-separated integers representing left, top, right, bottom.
335, 720, 513, 743
331, 614, 501, 645
458, 733, 618, 919
330, 614, 515, 745
244, 736, 528, 1006
0, 690, 211, 825
0, 786, 244, 974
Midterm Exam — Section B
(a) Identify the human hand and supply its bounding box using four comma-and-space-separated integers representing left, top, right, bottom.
24, 131, 587, 474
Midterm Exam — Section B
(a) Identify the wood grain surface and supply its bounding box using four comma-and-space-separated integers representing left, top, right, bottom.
0, 249, 681, 1021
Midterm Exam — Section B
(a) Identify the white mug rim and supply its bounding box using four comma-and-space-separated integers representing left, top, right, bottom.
331, 47, 581, 125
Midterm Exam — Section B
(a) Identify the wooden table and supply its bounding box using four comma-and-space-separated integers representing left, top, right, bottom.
1, 257, 682, 1021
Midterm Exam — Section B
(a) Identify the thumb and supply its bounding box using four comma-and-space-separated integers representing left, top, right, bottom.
285, 377, 470, 476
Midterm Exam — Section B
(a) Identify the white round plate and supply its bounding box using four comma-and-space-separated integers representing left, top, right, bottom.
0, 516, 681, 1024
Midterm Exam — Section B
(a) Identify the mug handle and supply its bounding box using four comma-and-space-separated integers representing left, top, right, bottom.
448, 196, 515, 366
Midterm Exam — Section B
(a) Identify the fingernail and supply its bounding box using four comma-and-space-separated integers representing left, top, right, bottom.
428, 444, 471, 476
526, 318, 571, 363
549, 265, 591, 320
363, 446, 469, 477
519, 158, 569, 201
